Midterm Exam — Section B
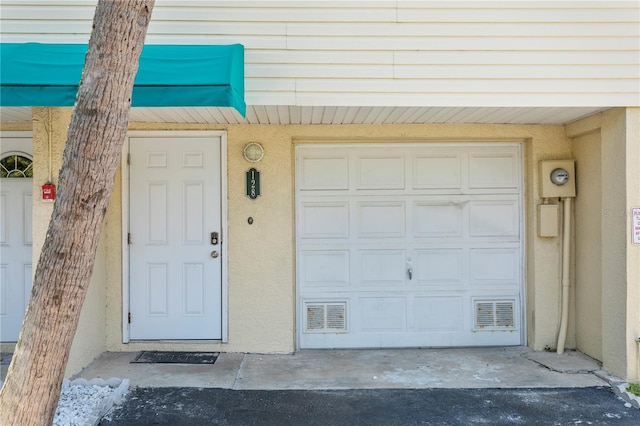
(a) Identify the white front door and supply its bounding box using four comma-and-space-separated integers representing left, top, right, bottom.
296, 143, 524, 349
0, 138, 33, 342
129, 136, 223, 340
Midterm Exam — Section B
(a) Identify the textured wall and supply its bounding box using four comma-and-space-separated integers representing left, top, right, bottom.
572, 129, 603, 360
522, 126, 575, 351
30, 108, 108, 376
17, 111, 605, 374
5, 106, 638, 379
566, 107, 640, 381
98, 122, 573, 358
623, 108, 640, 381
601, 109, 630, 380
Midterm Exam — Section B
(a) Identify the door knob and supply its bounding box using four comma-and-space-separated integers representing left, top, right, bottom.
211, 251, 219, 258
408, 268, 413, 280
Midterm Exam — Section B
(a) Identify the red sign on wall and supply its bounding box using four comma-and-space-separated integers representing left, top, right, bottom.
42, 183, 56, 202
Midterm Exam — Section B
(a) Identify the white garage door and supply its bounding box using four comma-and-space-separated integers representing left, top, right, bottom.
296, 143, 523, 349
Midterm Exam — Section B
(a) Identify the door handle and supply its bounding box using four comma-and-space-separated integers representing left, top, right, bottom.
211, 251, 219, 258
407, 268, 413, 280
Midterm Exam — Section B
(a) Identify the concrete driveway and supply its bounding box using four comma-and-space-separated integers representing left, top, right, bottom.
76, 347, 640, 425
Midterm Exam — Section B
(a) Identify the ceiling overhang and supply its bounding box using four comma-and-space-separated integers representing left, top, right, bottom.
0, 105, 608, 126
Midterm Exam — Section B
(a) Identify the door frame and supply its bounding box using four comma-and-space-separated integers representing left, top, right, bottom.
121, 130, 228, 343
0, 131, 34, 343
294, 141, 526, 349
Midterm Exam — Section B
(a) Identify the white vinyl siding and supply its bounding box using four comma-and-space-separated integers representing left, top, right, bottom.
0, 0, 638, 107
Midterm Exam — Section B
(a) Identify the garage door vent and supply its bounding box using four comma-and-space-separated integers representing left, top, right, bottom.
304, 302, 347, 333
474, 300, 516, 331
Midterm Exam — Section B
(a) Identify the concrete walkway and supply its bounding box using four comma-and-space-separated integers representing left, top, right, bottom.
76, 346, 611, 390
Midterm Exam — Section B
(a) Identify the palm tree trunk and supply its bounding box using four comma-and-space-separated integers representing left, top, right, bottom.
0, 1, 154, 424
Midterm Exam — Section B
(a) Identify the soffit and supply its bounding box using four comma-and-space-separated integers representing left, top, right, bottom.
0, 105, 606, 126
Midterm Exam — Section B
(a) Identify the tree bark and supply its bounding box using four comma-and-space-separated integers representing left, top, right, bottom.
0, 1, 154, 424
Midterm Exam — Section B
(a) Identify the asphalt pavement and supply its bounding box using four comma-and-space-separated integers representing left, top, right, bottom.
100, 386, 640, 425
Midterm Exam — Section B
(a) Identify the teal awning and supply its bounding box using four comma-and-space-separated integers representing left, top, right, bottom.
0, 43, 245, 116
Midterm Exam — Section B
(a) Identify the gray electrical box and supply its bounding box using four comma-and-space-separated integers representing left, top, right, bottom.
537, 204, 559, 237
539, 160, 576, 198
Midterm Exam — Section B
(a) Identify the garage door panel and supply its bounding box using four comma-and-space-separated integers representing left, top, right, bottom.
298, 155, 349, 191
357, 201, 406, 237
414, 296, 464, 331
413, 155, 462, 189
358, 249, 407, 286
359, 297, 407, 332
300, 250, 350, 287
468, 152, 519, 190
357, 155, 405, 190
299, 202, 350, 238
414, 249, 463, 285
297, 143, 523, 349
469, 200, 519, 237
470, 248, 520, 285
413, 202, 463, 237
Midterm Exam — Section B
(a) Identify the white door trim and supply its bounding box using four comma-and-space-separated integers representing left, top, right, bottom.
121, 130, 228, 343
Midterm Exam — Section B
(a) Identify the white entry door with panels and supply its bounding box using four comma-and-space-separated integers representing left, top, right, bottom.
128, 135, 223, 340
0, 136, 33, 342
296, 143, 524, 349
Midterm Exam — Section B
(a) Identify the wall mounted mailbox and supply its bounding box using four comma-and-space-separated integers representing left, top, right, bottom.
246, 168, 261, 200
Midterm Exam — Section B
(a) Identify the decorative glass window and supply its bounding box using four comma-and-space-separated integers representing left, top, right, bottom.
0, 154, 33, 178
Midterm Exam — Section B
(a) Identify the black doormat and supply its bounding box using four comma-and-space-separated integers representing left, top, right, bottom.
131, 351, 219, 364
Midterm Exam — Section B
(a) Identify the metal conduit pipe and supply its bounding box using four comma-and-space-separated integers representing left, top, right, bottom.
557, 197, 572, 354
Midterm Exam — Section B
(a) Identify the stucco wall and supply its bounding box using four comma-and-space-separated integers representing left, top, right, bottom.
621, 108, 640, 381
522, 127, 576, 351
600, 109, 630, 380
4, 108, 638, 380
625, 108, 640, 382
567, 108, 640, 381
96, 122, 574, 358
572, 129, 603, 360
30, 108, 107, 376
